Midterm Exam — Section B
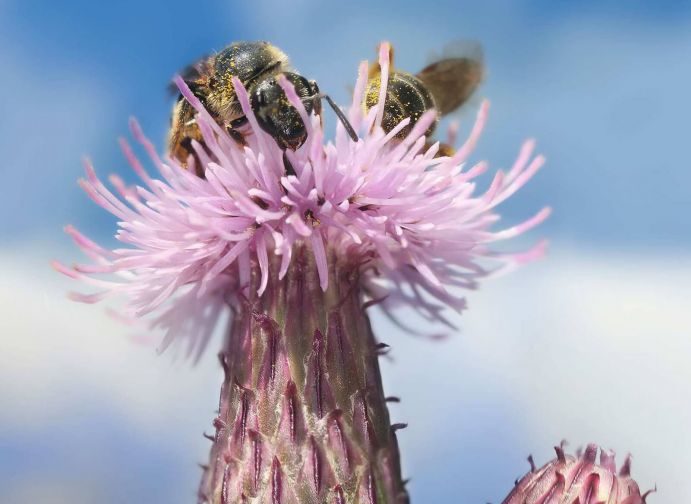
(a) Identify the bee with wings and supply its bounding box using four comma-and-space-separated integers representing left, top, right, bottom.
364, 42, 484, 155
167, 41, 483, 176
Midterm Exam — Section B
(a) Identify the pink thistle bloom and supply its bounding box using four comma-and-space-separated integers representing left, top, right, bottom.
54, 41, 552, 503
502, 443, 655, 504
53, 42, 549, 356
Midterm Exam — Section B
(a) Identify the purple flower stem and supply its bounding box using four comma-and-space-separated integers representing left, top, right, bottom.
198, 245, 408, 504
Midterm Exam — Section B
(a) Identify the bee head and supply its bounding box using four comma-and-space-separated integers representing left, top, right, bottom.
251, 72, 319, 151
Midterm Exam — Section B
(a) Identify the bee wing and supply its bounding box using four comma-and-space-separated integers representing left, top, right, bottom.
416, 40, 484, 115
424, 39, 483, 65
167, 54, 213, 96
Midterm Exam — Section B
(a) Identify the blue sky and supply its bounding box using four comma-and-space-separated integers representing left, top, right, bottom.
1, 1, 690, 502
2, 0, 691, 247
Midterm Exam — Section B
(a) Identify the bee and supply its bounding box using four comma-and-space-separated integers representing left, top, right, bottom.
168, 41, 357, 176
363, 43, 484, 154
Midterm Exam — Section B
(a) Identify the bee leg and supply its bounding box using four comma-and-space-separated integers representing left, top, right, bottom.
178, 137, 206, 178
282, 150, 296, 176
425, 140, 456, 158
226, 116, 248, 147
225, 126, 247, 147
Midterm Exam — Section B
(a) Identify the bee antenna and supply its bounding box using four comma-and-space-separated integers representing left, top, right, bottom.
321, 94, 359, 142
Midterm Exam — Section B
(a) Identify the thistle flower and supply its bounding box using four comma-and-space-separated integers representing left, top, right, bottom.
502, 443, 655, 504
55, 42, 548, 503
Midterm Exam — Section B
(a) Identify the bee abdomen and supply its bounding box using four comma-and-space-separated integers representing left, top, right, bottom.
364, 70, 438, 139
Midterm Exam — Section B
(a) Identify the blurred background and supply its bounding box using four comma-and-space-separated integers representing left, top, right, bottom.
1, 0, 690, 502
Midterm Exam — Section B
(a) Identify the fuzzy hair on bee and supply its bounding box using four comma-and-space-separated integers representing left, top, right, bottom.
168, 40, 357, 176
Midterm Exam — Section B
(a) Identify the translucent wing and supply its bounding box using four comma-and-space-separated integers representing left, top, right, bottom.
167, 54, 213, 96
416, 40, 484, 115
423, 39, 483, 66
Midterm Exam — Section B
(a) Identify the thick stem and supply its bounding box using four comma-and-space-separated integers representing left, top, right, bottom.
198, 246, 408, 504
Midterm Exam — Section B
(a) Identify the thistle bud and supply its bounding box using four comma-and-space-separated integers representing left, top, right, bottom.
502, 443, 655, 504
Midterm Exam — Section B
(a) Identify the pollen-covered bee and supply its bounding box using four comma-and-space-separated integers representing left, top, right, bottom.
364, 43, 484, 155
168, 41, 356, 175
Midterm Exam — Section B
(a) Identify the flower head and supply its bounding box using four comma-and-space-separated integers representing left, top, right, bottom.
54, 42, 549, 354
502, 443, 655, 504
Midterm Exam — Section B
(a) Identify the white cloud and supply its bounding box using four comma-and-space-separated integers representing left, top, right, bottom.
378, 248, 691, 502
0, 244, 222, 439
1, 245, 689, 501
